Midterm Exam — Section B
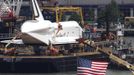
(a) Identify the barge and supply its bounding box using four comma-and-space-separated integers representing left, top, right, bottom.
0, 0, 133, 74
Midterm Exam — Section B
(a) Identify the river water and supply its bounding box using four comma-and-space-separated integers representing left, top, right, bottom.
44, 70, 130, 75
0, 70, 132, 75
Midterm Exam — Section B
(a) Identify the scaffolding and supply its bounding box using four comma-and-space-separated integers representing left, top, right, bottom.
42, 6, 84, 24
0, 0, 23, 20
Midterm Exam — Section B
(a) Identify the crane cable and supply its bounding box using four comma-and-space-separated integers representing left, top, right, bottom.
5, 32, 22, 52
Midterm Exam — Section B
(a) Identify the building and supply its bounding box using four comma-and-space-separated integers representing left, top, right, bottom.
56, 0, 134, 22
0, 0, 134, 22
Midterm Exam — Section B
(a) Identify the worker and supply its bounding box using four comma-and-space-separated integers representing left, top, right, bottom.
83, 23, 91, 39
8, 10, 14, 17
48, 42, 59, 55
56, 22, 63, 35
91, 26, 97, 40
49, 45, 59, 56
54, 1, 59, 6
4, 48, 16, 55
92, 26, 97, 33
108, 32, 116, 40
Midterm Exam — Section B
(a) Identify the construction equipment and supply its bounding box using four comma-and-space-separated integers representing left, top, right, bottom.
99, 47, 134, 74
0, 0, 23, 20
125, 17, 134, 28
82, 39, 134, 74
42, 6, 84, 25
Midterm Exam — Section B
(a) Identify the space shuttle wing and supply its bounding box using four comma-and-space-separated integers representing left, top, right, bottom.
0, 39, 24, 44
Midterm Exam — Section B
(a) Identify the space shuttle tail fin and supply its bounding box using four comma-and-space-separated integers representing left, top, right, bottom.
31, 0, 44, 20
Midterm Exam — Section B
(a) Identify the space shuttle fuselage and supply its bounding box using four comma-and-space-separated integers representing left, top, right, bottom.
20, 0, 83, 45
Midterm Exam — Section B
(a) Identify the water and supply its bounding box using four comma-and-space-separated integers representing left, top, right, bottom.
47, 70, 132, 75
106, 70, 132, 75
0, 70, 132, 75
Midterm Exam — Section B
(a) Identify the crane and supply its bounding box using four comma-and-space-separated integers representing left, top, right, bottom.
42, 6, 84, 24
0, 0, 23, 20
81, 39, 134, 74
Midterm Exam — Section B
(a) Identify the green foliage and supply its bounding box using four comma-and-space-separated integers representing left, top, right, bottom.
88, 8, 94, 21
61, 14, 67, 21
98, 8, 106, 26
106, 0, 120, 23
98, 0, 121, 26
68, 13, 81, 23
98, 0, 121, 35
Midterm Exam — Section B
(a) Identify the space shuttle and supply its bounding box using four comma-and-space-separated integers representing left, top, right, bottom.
1, 0, 83, 45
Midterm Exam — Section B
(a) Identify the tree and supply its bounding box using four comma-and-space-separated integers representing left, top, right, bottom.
98, 8, 106, 28
68, 13, 82, 26
88, 8, 94, 21
98, 0, 120, 36
107, 0, 120, 23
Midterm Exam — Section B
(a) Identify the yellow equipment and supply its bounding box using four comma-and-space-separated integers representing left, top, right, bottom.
83, 40, 134, 74
125, 17, 134, 28
41, 6, 84, 24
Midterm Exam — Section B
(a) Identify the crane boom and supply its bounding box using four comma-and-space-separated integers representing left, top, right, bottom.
0, 0, 23, 19
83, 40, 134, 74
98, 47, 134, 74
